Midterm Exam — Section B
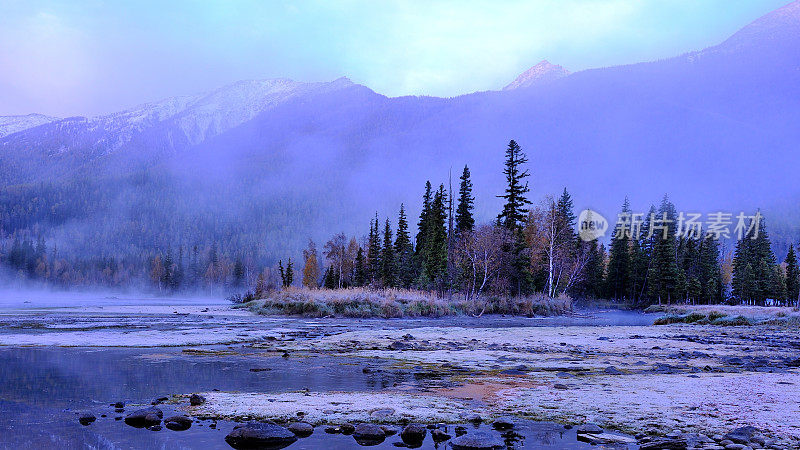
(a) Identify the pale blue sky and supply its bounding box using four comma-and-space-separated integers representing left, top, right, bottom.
0, 0, 790, 116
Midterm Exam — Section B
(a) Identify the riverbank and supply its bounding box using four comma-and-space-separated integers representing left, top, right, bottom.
649, 304, 800, 327
239, 287, 573, 318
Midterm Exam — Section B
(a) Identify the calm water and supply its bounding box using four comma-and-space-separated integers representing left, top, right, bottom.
0, 309, 649, 449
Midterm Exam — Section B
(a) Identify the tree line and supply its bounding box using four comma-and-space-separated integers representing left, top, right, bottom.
272, 140, 800, 307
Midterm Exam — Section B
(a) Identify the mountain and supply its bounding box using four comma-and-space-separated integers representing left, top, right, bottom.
0, 114, 58, 138
1, 1, 800, 286
503, 60, 570, 90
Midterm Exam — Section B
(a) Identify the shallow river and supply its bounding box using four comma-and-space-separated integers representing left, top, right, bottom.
0, 301, 653, 449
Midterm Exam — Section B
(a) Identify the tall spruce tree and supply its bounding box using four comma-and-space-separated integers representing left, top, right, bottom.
394, 204, 414, 288
497, 140, 531, 230
367, 214, 382, 283
732, 213, 779, 305
421, 185, 448, 289
647, 195, 679, 304
455, 165, 475, 233
698, 235, 723, 304
381, 218, 396, 287
416, 181, 433, 254
785, 245, 800, 306
354, 247, 367, 287
605, 198, 632, 300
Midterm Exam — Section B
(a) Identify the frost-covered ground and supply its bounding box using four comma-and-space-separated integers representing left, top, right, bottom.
0, 301, 796, 446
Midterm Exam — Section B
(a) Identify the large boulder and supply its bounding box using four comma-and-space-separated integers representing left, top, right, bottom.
352, 423, 386, 446
450, 431, 505, 450
164, 415, 192, 431
224, 422, 297, 449
124, 407, 163, 428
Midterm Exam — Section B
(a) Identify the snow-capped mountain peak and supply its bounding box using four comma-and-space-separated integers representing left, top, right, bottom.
503, 60, 570, 91
0, 113, 59, 138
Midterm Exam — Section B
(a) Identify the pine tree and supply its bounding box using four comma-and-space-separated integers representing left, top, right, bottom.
354, 247, 367, 287
367, 214, 382, 283
455, 165, 475, 233
785, 245, 800, 306
416, 181, 433, 254
497, 140, 531, 229
698, 235, 723, 304
394, 204, 414, 288
647, 195, 679, 304
732, 213, 779, 305
285, 259, 294, 287
233, 258, 245, 287
605, 198, 632, 300
381, 218, 396, 287
421, 185, 448, 289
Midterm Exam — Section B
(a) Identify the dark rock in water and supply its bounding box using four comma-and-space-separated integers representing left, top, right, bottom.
431, 428, 452, 442
78, 413, 96, 426
249, 368, 271, 372
491, 417, 515, 430
464, 413, 482, 424
124, 407, 163, 428
152, 396, 169, 405
604, 366, 624, 375
145, 413, 161, 426
113, 401, 125, 409
380, 425, 399, 436
324, 425, 341, 434
164, 415, 192, 431
352, 423, 386, 445
340, 423, 355, 435
450, 431, 505, 449
400, 423, 427, 445
638, 437, 688, 449
553, 383, 569, 390
455, 426, 468, 437
287, 421, 314, 437
724, 426, 760, 445
576, 423, 603, 434
225, 422, 297, 450
556, 371, 575, 378
189, 394, 206, 406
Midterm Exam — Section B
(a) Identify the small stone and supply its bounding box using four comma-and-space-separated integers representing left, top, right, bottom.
78, 413, 96, 426
225, 423, 297, 449
450, 431, 505, 450
432, 428, 452, 442
380, 425, 399, 436
189, 394, 206, 406
491, 416, 515, 430
604, 366, 624, 375
576, 423, 603, 434
400, 423, 427, 445
287, 422, 313, 438
352, 423, 386, 445
124, 407, 163, 428
164, 415, 192, 431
